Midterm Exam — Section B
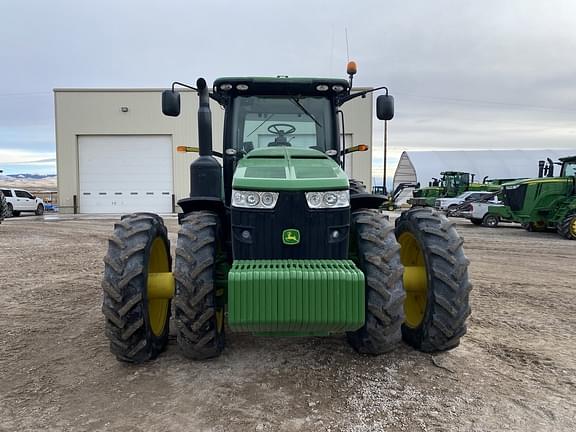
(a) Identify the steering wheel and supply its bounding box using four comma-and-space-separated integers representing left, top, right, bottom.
267, 123, 296, 136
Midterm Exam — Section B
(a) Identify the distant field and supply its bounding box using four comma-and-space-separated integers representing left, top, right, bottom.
0, 175, 57, 191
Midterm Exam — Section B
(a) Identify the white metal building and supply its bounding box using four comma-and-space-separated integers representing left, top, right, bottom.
54, 88, 374, 214
393, 149, 574, 204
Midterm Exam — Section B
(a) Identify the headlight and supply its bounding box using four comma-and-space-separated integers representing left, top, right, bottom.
232, 190, 279, 209
305, 190, 349, 209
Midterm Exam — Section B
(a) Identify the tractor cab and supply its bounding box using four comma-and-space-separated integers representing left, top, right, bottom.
213, 77, 346, 156
441, 171, 473, 197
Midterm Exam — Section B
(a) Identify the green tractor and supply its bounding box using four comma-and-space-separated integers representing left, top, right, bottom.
489, 156, 576, 239
101, 67, 472, 363
409, 171, 501, 207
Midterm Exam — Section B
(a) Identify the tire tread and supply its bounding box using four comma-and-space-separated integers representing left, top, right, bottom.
174, 211, 225, 360
395, 207, 471, 352
101, 213, 170, 363
347, 209, 405, 354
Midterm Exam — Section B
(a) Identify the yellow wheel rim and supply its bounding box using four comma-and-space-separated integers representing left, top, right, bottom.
398, 231, 428, 328
571, 218, 576, 237
147, 237, 172, 336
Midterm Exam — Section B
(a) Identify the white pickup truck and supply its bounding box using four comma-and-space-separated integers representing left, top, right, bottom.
435, 191, 495, 214
460, 196, 504, 227
0, 188, 45, 217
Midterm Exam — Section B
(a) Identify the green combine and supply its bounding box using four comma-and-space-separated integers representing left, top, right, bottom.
409, 171, 501, 207
489, 156, 576, 239
101, 65, 471, 362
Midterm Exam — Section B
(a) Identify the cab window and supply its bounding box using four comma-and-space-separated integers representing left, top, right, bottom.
563, 161, 576, 176
231, 96, 334, 154
15, 190, 33, 199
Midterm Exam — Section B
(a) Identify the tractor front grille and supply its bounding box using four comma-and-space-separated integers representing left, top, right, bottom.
231, 191, 349, 260
504, 184, 528, 211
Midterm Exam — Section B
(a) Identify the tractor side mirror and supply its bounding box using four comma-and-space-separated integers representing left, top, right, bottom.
162, 90, 181, 117
376, 94, 394, 120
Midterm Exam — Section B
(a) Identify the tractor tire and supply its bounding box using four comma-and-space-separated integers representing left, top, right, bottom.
101, 213, 172, 363
35, 204, 44, 216
174, 211, 225, 360
349, 179, 367, 195
446, 204, 459, 216
347, 209, 405, 354
524, 221, 546, 232
482, 214, 499, 228
0, 191, 6, 224
395, 207, 471, 352
470, 218, 483, 226
557, 211, 576, 240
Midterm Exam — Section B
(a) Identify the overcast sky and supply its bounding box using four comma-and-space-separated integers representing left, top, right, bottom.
1, 0, 576, 177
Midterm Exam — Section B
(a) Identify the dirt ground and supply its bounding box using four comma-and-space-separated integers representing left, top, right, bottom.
0, 214, 575, 432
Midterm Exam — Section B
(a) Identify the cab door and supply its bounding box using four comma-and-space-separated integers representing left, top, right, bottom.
14, 190, 34, 211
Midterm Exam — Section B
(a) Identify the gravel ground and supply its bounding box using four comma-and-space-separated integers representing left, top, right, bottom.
0, 214, 575, 431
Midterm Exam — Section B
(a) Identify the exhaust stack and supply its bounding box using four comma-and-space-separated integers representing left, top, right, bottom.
189, 78, 222, 200
546, 158, 554, 177
196, 78, 213, 157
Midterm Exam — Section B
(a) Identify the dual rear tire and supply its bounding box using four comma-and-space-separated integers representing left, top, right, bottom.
101, 211, 225, 363
348, 207, 471, 354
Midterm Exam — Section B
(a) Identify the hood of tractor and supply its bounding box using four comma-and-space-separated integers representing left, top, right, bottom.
504, 177, 572, 187
413, 187, 442, 198
232, 147, 349, 191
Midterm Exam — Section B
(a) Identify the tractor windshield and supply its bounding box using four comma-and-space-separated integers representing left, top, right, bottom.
230, 96, 335, 154
444, 174, 469, 194
562, 160, 576, 177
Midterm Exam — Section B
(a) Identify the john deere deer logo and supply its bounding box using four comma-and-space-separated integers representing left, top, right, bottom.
282, 229, 300, 245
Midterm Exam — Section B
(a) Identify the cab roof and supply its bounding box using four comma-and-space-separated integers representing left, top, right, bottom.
559, 155, 576, 162
440, 171, 471, 176
213, 77, 350, 97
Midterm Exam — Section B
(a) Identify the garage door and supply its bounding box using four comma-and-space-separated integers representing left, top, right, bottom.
78, 135, 173, 214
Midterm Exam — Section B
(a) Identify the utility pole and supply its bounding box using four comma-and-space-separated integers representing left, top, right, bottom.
383, 120, 388, 194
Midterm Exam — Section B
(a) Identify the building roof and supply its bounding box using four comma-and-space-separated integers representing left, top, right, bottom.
393, 149, 574, 189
